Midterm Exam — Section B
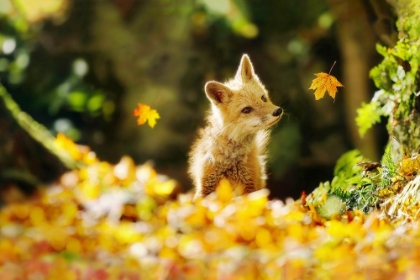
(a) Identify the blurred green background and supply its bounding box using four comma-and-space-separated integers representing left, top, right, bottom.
0, 0, 396, 199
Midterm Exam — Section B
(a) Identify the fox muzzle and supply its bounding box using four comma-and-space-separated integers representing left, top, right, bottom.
272, 107, 283, 117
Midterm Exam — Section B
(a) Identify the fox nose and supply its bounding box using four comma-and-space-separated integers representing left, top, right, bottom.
272, 107, 283, 117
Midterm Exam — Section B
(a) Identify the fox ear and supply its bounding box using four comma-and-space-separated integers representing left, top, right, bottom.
236, 54, 255, 82
205, 81, 232, 104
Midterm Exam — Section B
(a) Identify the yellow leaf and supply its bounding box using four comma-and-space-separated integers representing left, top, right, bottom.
146, 109, 160, 128
238, 221, 257, 241
47, 227, 68, 250
114, 222, 141, 244
399, 154, 420, 176
59, 202, 78, 226
309, 62, 344, 100
309, 73, 344, 100
255, 227, 272, 247
54, 133, 80, 160
10, 204, 30, 220
113, 156, 136, 183
66, 237, 82, 253
29, 206, 45, 226
216, 178, 233, 202
153, 180, 177, 196
245, 189, 269, 216
78, 181, 100, 200
54, 133, 98, 165
159, 246, 178, 260
133, 103, 160, 128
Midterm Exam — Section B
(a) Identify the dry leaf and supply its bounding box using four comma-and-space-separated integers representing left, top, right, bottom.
4, 139, 420, 278
309, 62, 344, 100
133, 104, 160, 128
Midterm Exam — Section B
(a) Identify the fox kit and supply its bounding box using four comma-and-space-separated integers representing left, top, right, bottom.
189, 54, 283, 198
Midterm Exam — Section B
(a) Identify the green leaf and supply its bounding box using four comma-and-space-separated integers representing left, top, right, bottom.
380, 144, 398, 188
87, 93, 105, 113
333, 150, 364, 178
67, 91, 87, 112
356, 102, 381, 137
375, 43, 388, 57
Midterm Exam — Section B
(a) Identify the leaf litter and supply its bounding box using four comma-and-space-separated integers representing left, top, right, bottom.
1, 135, 420, 279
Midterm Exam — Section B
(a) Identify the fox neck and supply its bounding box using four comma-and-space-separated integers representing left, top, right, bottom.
210, 112, 257, 147
223, 126, 255, 144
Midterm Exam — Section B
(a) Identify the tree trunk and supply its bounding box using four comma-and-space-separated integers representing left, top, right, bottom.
327, 0, 378, 160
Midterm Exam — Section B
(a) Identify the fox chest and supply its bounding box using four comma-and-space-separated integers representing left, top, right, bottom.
210, 147, 260, 182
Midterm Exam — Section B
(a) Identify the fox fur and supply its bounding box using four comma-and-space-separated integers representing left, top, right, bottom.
189, 54, 283, 198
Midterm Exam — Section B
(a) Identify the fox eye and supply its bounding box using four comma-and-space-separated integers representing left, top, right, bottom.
261, 95, 267, 102
241, 107, 253, 114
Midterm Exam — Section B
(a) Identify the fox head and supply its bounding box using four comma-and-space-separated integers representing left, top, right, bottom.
204, 54, 283, 139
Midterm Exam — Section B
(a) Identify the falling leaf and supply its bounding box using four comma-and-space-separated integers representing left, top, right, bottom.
133, 104, 160, 128
309, 61, 344, 100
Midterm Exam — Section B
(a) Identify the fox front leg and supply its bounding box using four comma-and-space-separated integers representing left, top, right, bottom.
238, 166, 258, 194
196, 163, 223, 198
242, 182, 257, 194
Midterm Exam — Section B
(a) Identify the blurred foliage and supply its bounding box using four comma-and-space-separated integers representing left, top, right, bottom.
1, 0, 346, 199
198, 0, 259, 38
0, 0, 114, 142
1, 131, 420, 278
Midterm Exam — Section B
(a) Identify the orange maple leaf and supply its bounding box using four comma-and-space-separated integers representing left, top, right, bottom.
133, 104, 160, 128
309, 61, 344, 100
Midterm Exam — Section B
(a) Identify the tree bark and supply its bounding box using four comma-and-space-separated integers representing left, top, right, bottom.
327, 0, 378, 160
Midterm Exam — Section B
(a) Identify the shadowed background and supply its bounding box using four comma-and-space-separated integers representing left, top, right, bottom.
0, 0, 396, 199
